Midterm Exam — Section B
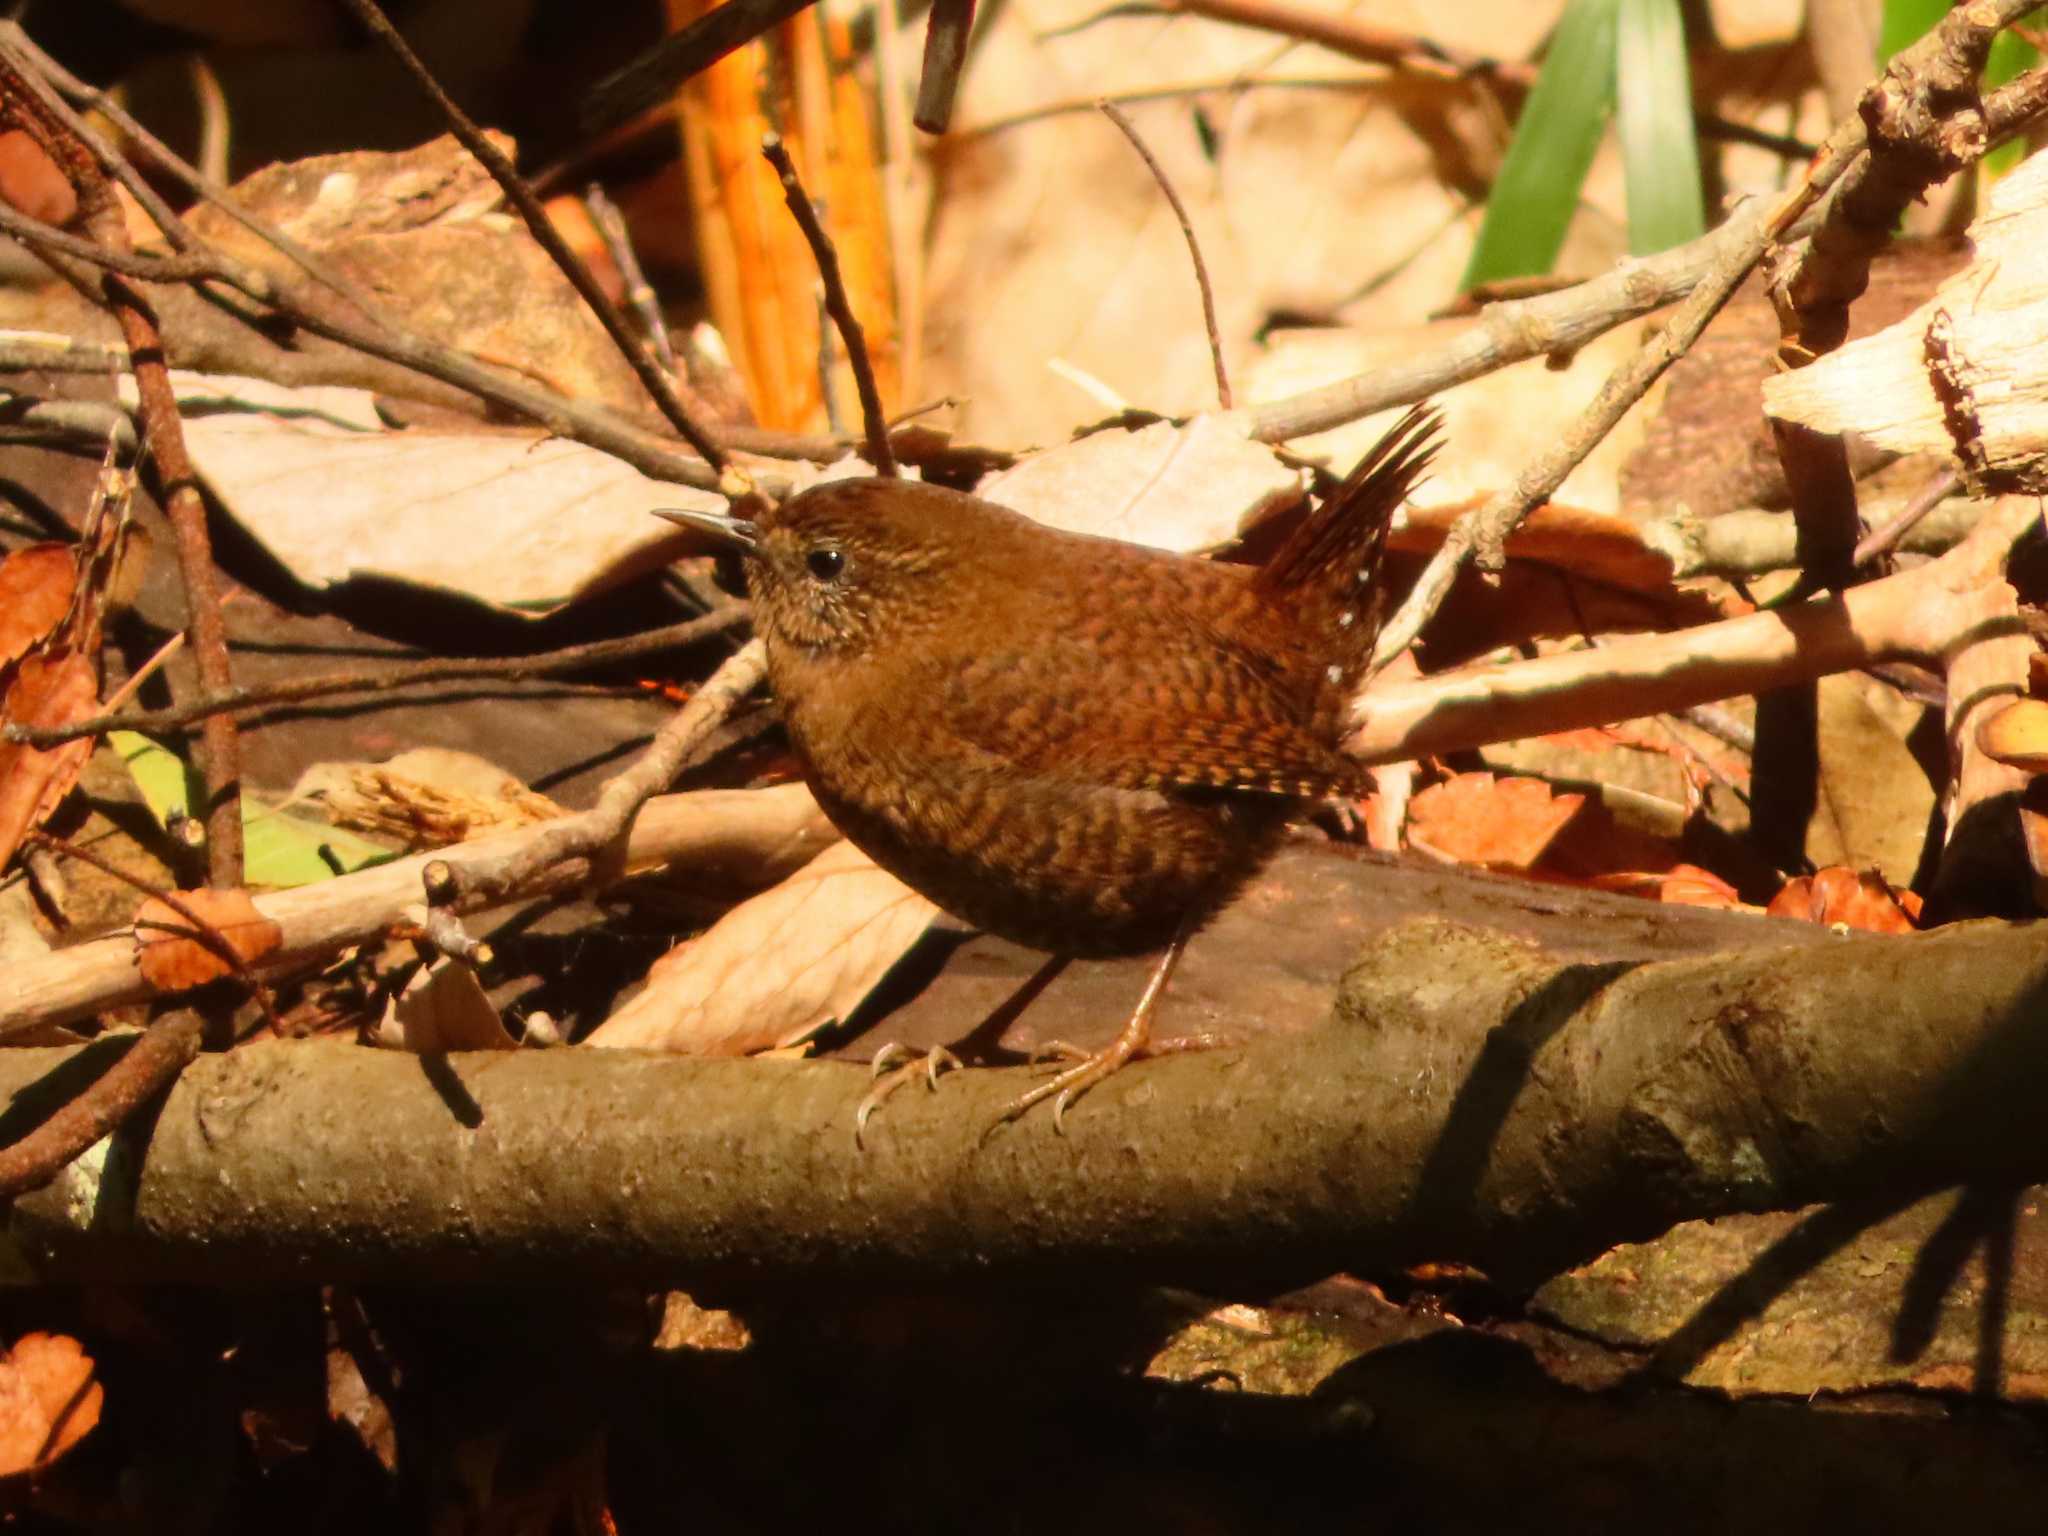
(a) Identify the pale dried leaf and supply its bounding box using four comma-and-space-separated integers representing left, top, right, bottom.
133, 887, 283, 991
287, 747, 564, 846
180, 415, 727, 614
0, 1332, 101, 1479
0, 649, 98, 867
588, 840, 939, 1055
976, 414, 1303, 552
385, 954, 516, 1052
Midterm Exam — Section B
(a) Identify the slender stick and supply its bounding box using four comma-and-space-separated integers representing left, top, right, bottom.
761, 135, 898, 477
1099, 100, 1231, 410
4, 603, 753, 749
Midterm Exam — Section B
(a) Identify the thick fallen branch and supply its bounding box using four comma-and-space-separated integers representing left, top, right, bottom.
3, 911, 2045, 1288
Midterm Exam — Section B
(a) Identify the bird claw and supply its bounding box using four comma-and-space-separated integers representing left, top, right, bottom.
853, 1044, 963, 1149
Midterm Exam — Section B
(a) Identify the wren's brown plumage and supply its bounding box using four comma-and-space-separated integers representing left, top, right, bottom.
661, 405, 1440, 1129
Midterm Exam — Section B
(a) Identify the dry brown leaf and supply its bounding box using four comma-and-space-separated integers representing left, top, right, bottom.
0, 649, 99, 867
588, 839, 939, 1055
1405, 773, 1586, 870
134, 888, 284, 991
384, 954, 516, 1052
0, 129, 75, 227
0, 1332, 101, 1479
181, 415, 727, 613
0, 545, 77, 670
1977, 697, 2048, 773
976, 414, 1303, 552
1767, 868, 1922, 933
1581, 865, 1746, 910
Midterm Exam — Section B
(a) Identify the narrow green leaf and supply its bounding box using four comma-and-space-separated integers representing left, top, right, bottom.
1616, 0, 1704, 254
1461, 0, 1621, 290
1876, 0, 1950, 62
112, 730, 396, 888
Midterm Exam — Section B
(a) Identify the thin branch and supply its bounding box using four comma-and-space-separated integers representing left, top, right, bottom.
1855, 466, 1964, 567
760, 135, 898, 477
1099, 99, 1231, 410
914, 0, 978, 133
3, 602, 753, 749
0, 1011, 204, 1199
583, 182, 679, 374
423, 639, 769, 908
1151, 0, 1534, 89
332, 0, 732, 478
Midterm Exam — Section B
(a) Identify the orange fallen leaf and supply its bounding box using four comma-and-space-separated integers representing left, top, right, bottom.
1767, 867, 1921, 933
0, 648, 99, 866
1976, 697, 2048, 774
134, 888, 284, 990
0, 1332, 101, 1479
1405, 773, 1585, 869
1581, 863, 1746, 910
0, 545, 77, 670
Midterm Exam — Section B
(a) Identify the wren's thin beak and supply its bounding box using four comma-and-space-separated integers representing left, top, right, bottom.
653, 507, 759, 552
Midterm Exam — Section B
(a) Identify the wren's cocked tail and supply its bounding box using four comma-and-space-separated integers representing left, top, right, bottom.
655, 404, 1442, 1135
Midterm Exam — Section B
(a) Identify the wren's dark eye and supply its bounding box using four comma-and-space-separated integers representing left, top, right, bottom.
805, 547, 846, 582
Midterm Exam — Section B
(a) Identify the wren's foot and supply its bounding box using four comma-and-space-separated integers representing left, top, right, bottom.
991, 928, 1201, 1137
853, 1042, 963, 1148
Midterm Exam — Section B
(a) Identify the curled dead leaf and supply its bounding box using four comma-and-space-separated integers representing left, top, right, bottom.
0, 545, 77, 671
134, 888, 284, 991
1975, 697, 2048, 774
381, 954, 516, 1053
0, 648, 99, 867
0, 1332, 101, 1479
588, 840, 939, 1055
1767, 868, 1921, 934
1405, 773, 1586, 870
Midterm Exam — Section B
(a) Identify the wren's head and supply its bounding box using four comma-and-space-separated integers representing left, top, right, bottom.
657, 478, 996, 656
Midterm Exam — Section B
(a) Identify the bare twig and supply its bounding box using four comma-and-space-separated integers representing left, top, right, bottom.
914, 0, 978, 133
0, 1010, 204, 1199
584, 182, 679, 374
424, 639, 769, 907
761, 135, 898, 477
1152, 0, 1534, 89
5, 603, 752, 749
1099, 100, 1231, 410
332, 0, 731, 478
24, 832, 280, 1032
1855, 466, 1964, 568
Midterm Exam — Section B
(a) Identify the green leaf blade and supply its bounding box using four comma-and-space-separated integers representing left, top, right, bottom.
1461, 0, 1622, 290
1616, 0, 1704, 254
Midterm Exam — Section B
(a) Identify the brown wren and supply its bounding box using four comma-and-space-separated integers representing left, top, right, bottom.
659, 405, 1440, 1130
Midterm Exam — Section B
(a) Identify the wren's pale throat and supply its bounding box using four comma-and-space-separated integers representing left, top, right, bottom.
659, 405, 1440, 1128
